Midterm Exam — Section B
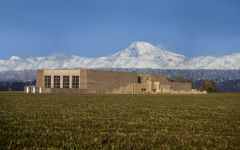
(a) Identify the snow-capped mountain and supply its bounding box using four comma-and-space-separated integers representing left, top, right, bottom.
105, 42, 186, 69
181, 52, 240, 69
0, 42, 240, 71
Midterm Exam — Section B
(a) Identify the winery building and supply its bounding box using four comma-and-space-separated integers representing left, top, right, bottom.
33, 69, 202, 94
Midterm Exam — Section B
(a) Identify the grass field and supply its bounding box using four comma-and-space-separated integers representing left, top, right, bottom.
0, 93, 240, 149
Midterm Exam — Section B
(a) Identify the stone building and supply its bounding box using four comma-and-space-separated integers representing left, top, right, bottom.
36, 69, 197, 94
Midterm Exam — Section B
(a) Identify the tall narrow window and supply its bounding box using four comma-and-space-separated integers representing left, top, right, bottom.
137, 76, 141, 83
63, 76, 69, 88
54, 76, 60, 88
44, 76, 51, 88
72, 76, 79, 88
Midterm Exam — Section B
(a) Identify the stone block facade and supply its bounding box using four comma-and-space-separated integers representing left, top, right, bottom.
84, 69, 137, 92
36, 69, 204, 94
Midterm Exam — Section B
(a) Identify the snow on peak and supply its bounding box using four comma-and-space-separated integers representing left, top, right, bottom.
9, 56, 21, 61
0, 42, 239, 71
112, 41, 162, 57
112, 41, 185, 60
129, 42, 163, 57
129, 41, 159, 54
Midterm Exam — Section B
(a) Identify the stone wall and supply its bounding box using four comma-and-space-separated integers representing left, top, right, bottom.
85, 70, 138, 92
138, 74, 168, 83
111, 84, 134, 94
36, 69, 44, 87
35, 69, 196, 94
132, 83, 152, 94
79, 69, 88, 89
159, 84, 172, 93
51, 88, 105, 94
170, 82, 192, 92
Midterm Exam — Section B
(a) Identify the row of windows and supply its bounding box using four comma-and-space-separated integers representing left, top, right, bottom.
44, 76, 79, 88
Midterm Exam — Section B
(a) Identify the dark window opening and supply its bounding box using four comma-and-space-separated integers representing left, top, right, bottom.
54, 76, 60, 88
138, 76, 141, 83
44, 76, 51, 88
72, 76, 79, 88
142, 88, 146, 92
63, 76, 69, 88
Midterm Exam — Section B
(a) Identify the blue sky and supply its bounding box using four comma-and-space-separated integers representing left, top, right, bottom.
0, 0, 240, 59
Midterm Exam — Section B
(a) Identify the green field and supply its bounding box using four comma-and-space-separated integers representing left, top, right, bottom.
0, 93, 240, 149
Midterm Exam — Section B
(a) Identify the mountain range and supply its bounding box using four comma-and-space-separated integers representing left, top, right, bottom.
0, 42, 240, 71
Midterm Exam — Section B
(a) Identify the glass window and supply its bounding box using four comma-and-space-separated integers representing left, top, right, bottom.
44, 76, 51, 88
63, 76, 69, 88
72, 76, 79, 88
54, 76, 60, 88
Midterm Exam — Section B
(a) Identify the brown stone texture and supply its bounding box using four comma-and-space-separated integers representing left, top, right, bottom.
85, 69, 138, 92
36, 69, 44, 87
159, 84, 172, 93
79, 69, 88, 89
132, 83, 152, 94
138, 74, 168, 83
36, 69, 195, 94
170, 82, 192, 91
51, 88, 105, 94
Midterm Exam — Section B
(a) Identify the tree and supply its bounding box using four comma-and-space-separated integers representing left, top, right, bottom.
200, 80, 217, 92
